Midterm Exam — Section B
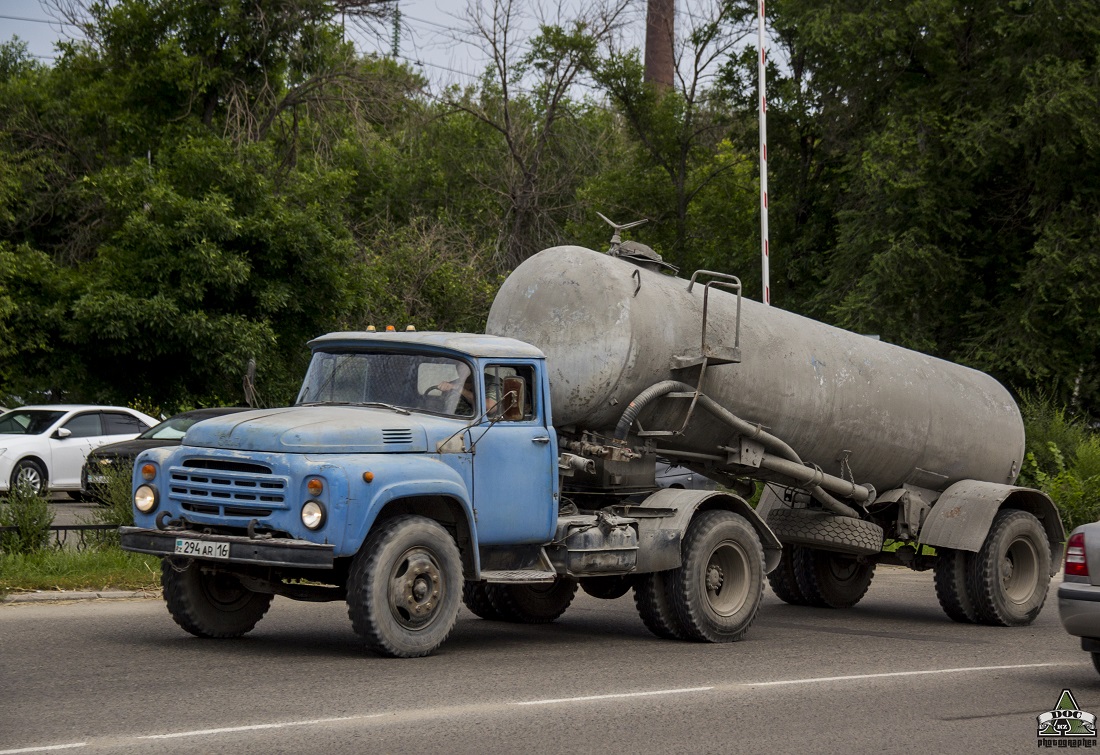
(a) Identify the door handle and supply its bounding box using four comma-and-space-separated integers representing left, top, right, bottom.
532, 436, 551, 444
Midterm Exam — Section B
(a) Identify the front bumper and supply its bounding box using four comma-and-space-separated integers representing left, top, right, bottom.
119, 527, 335, 569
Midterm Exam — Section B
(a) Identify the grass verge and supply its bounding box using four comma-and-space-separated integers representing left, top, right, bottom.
0, 548, 161, 597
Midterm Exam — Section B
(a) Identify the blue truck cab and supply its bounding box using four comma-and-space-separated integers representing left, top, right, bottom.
121, 330, 778, 658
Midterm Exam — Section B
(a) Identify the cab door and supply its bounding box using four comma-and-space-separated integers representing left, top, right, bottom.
469, 362, 557, 545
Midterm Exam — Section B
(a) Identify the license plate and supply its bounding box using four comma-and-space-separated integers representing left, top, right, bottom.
174, 538, 230, 560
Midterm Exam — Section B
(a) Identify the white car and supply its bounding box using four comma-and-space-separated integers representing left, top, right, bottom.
0, 405, 158, 497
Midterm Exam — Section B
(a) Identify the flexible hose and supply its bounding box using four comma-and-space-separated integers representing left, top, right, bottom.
614, 380, 863, 518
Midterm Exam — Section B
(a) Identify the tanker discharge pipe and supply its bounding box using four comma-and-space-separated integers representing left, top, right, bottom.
614, 380, 865, 519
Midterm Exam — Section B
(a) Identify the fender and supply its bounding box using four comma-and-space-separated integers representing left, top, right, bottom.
628, 488, 782, 574
918, 479, 1064, 575
342, 455, 479, 572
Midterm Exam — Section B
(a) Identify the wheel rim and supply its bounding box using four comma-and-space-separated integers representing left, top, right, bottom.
14, 465, 42, 494
704, 539, 751, 616
389, 547, 444, 630
1002, 535, 1039, 605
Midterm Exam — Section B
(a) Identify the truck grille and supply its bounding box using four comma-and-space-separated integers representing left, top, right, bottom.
169, 462, 290, 519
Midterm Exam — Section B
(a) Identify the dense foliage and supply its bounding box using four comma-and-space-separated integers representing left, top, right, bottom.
0, 0, 1097, 429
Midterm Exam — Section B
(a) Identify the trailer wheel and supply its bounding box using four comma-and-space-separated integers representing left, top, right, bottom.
793, 548, 875, 609
966, 509, 1051, 627
633, 571, 688, 640
580, 575, 632, 600
462, 581, 506, 620
933, 548, 977, 623
487, 578, 578, 624
671, 510, 764, 642
767, 546, 812, 606
347, 515, 462, 657
161, 559, 273, 638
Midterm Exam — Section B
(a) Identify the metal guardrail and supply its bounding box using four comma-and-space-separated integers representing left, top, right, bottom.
0, 524, 121, 552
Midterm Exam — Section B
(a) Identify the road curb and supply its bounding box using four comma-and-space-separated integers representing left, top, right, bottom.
2, 589, 160, 603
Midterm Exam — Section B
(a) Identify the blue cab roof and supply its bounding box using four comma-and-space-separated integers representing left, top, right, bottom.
308, 331, 546, 359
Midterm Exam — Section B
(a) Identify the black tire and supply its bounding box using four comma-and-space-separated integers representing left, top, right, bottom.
793, 548, 875, 609
965, 509, 1051, 627
462, 581, 506, 620
633, 570, 688, 640
488, 578, 578, 624
933, 548, 977, 623
10, 459, 47, 496
161, 559, 273, 638
767, 546, 811, 605
670, 510, 765, 642
347, 515, 463, 658
580, 575, 632, 600
1091, 653, 1100, 677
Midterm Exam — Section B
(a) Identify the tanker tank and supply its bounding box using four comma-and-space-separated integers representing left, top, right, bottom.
486, 245, 1024, 496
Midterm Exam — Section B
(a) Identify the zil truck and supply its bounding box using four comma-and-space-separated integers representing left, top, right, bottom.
120, 234, 1064, 657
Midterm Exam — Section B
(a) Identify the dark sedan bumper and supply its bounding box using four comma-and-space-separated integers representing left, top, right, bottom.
119, 527, 335, 569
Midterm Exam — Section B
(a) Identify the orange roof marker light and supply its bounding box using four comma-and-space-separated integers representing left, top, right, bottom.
385, 325, 396, 332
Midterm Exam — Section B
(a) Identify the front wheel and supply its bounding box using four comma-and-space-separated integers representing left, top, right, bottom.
966, 509, 1051, 626
670, 510, 765, 642
161, 559, 273, 638
347, 515, 463, 657
10, 459, 47, 496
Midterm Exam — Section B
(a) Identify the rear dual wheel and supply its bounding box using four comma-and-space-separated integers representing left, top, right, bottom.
965, 510, 1050, 626
635, 511, 765, 642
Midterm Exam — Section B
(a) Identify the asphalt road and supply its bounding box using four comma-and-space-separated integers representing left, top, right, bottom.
1, 568, 1094, 754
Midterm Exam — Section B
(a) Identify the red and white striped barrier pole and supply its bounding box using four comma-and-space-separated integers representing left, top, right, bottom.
758, 0, 770, 306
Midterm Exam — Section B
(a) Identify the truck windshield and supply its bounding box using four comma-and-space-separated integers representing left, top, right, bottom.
296, 351, 476, 417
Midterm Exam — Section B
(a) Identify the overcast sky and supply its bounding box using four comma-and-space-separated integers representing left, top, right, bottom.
0, 0, 657, 89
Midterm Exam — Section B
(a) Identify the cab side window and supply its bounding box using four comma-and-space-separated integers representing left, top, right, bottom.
484, 365, 536, 421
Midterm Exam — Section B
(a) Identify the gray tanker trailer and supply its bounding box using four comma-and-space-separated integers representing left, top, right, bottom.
488, 242, 1063, 626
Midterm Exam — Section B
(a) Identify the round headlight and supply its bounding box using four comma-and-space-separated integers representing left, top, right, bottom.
134, 485, 158, 513
301, 500, 326, 530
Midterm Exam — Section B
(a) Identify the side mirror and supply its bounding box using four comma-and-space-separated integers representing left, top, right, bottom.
55, 427, 72, 439
500, 377, 526, 421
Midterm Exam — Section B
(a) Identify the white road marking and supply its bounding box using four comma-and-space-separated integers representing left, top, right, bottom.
516, 686, 715, 706
3, 661, 1076, 752
136, 714, 383, 739
743, 662, 1067, 687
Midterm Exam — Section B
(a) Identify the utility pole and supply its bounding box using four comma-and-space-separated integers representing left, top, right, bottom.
758, 0, 770, 305
644, 0, 674, 89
